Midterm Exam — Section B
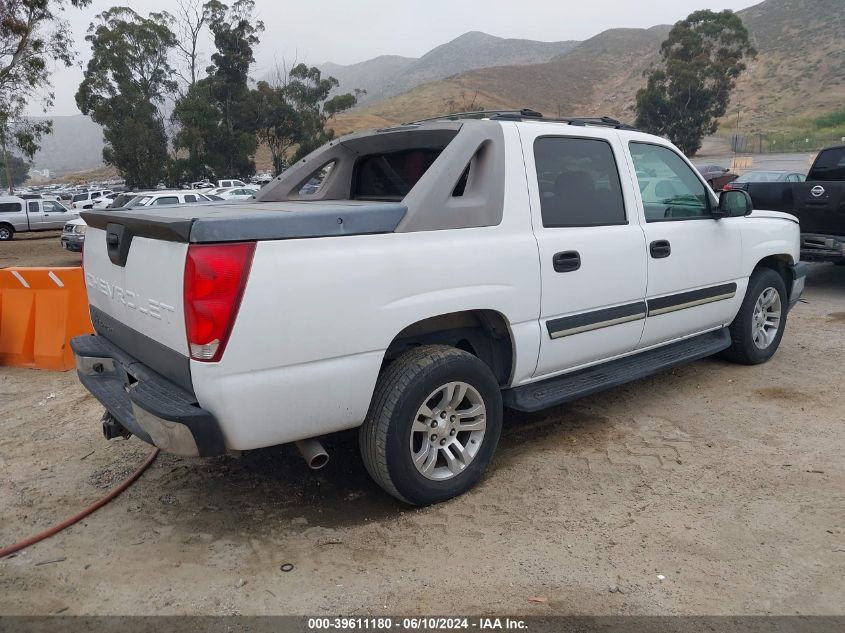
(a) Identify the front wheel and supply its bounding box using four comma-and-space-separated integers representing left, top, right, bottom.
721, 268, 788, 365
360, 345, 502, 506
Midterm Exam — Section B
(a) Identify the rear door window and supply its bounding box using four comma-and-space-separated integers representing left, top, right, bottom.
28, 201, 39, 213
184, 194, 197, 203
533, 136, 626, 227
153, 196, 179, 206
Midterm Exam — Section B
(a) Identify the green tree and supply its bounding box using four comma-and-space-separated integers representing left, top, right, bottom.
1, 0, 90, 192
0, 153, 29, 188
635, 10, 755, 156
172, 82, 219, 182
185, 0, 263, 179
285, 63, 357, 160
252, 80, 298, 175
75, 7, 177, 189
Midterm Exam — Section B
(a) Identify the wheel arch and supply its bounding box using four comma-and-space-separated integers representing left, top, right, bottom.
753, 253, 794, 300
383, 309, 515, 386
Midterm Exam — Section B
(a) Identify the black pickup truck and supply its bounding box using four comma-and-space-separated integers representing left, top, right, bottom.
744, 144, 845, 263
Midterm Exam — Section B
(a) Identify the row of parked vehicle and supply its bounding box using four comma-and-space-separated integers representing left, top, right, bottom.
694, 164, 807, 191
60, 184, 262, 250
0, 181, 261, 243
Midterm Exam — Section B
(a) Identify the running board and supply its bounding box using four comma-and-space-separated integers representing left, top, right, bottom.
504, 328, 731, 412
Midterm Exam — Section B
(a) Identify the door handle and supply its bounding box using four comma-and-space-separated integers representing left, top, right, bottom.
650, 240, 671, 259
553, 250, 581, 273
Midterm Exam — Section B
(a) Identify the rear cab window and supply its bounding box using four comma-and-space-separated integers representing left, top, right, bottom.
354, 149, 443, 201
533, 136, 627, 227
0, 202, 23, 213
809, 147, 845, 181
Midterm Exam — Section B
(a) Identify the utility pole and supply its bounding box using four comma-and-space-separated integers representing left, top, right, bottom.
2, 138, 13, 195
732, 96, 742, 160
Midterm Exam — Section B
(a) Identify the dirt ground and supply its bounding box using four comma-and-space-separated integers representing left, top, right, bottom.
0, 231, 81, 268
0, 236, 843, 616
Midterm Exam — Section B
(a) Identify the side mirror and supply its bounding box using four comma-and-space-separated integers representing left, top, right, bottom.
715, 189, 752, 218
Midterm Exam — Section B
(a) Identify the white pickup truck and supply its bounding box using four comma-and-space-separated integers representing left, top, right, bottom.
72, 112, 806, 505
0, 195, 79, 240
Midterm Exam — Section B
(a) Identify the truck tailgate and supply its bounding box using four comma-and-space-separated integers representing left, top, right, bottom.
80, 200, 406, 382
83, 226, 189, 357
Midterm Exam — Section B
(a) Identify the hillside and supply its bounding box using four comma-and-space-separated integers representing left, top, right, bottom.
320, 31, 578, 106
29, 115, 104, 175
724, 0, 845, 132
330, 0, 845, 137
329, 26, 670, 134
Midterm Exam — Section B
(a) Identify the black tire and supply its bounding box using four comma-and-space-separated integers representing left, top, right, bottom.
360, 345, 503, 506
0, 224, 14, 241
721, 267, 788, 365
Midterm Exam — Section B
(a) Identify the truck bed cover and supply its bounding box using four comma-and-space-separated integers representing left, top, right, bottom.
81, 200, 408, 243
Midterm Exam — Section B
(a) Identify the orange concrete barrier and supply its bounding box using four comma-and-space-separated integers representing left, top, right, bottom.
0, 267, 94, 371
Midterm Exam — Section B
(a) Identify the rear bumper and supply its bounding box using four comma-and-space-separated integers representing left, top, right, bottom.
788, 262, 808, 311
800, 233, 845, 262
70, 334, 225, 457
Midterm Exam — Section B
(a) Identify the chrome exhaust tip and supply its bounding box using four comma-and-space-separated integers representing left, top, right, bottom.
295, 438, 329, 470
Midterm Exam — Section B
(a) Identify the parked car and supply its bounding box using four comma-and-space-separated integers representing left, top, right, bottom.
92, 193, 119, 209
105, 192, 140, 209
0, 195, 78, 240
742, 144, 845, 263
695, 164, 738, 190
724, 170, 806, 191
61, 218, 87, 252
71, 190, 112, 209
213, 186, 258, 201
125, 190, 215, 207
72, 113, 804, 506
61, 190, 215, 249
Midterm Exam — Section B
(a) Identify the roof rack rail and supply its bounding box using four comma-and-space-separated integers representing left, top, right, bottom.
402, 109, 637, 130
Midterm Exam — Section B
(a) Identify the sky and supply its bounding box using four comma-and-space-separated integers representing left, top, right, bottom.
35, 0, 762, 117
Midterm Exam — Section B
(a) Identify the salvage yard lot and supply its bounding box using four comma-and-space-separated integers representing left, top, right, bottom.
1, 238, 843, 615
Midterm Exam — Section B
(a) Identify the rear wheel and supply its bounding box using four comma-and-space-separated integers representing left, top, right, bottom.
0, 224, 13, 241
721, 267, 787, 365
360, 345, 502, 505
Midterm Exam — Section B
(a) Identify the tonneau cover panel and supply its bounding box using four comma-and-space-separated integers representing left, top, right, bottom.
81, 200, 407, 243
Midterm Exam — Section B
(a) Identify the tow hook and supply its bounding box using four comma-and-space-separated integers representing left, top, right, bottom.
101, 412, 130, 440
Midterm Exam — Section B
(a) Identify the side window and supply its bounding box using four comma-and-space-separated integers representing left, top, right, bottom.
0, 203, 23, 212
153, 196, 179, 206
46, 201, 65, 213
184, 194, 197, 203
298, 161, 336, 196
533, 136, 626, 227
28, 201, 39, 213
630, 143, 711, 221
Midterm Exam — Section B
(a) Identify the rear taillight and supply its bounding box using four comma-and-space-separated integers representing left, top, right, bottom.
723, 182, 733, 190
184, 242, 255, 362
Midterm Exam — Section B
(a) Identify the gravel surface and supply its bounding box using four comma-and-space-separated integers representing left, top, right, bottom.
0, 237, 843, 615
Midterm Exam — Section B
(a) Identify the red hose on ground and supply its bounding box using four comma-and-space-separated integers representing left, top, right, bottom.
0, 447, 159, 559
